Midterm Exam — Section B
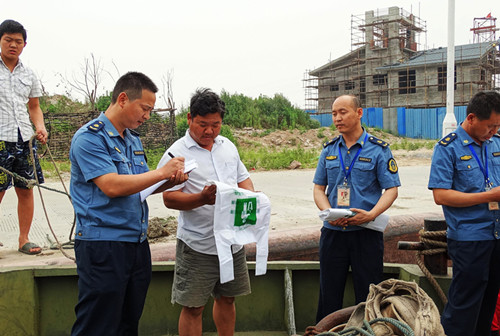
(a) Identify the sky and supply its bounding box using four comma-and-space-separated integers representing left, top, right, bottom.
3, 0, 499, 110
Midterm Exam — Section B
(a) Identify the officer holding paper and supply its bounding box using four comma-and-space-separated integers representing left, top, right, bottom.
313, 94, 400, 322
428, 91, 500, 336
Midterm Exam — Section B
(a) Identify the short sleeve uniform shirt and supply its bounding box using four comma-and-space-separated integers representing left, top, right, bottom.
428, 126, 500, 241
70, 113, 150, 242
313, 129, 401, 231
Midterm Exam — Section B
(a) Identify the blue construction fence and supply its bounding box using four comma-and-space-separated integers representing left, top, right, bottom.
307, 106, 467, 139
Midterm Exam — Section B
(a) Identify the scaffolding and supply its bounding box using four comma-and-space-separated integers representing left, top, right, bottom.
471, 15, 500, 89
471, 14, 499, 43
304, 7, 500, 113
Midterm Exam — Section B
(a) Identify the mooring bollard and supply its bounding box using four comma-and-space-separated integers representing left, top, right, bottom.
422, 218, 448, 275
398, 217, 448, 275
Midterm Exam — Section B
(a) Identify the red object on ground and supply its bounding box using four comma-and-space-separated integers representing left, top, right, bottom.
492, 292, 500, 332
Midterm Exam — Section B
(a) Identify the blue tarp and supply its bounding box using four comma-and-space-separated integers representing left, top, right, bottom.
397, 106, 467, 139
308, 105, 467, 139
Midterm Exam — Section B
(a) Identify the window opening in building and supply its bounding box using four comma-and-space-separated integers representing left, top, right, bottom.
345, 81, 355, 90
398, 69, 416, 94
373, 74, 387, 86
438, 66, 457, 91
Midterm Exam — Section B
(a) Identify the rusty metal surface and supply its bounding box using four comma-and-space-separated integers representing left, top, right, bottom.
151, 212, 445, 264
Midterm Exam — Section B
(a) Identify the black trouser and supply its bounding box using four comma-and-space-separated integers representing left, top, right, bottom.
316, 227, 383, 322
72, 240, 152, 336
441, 239, 500, 336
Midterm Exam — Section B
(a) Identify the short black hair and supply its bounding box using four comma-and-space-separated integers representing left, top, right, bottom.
467, 91, 500, 120
111, 72, 158, 104
0, 19, 27, 42
189, 88, 225, 119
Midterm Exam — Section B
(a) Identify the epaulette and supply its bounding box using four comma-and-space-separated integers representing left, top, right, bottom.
494, 133, 500, 138
323, 136, 340, 148
438, 132, 457, 146
129, 129, 141, 137
87, 120, 104, 132
368, 136, 389, 148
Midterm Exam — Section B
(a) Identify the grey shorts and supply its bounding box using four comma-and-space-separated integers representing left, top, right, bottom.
171, 239, 251, 307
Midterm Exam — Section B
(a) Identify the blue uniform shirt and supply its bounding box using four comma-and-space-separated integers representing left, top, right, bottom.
70, 113, 150, 242
313, 129, 401, 231
428, 125, 500, 241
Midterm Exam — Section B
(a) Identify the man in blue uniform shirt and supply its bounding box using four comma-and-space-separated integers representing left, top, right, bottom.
69, 72, 187, 336
313, 94, 400, 322
428, 91, 500, 336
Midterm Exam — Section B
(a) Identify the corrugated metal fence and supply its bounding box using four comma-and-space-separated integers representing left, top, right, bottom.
308, 106, 468, 139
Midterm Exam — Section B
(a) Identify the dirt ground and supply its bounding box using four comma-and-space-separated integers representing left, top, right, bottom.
0, 128, 438, 265
232, 127, 434, 166
147, 128, 434, 243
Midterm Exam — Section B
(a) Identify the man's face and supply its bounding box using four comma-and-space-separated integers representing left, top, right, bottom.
187, 112, 222, 150
0, 33, 25, 63
468, 112, 500, 143
122, 89, 156, 130
331, 96, 362, 134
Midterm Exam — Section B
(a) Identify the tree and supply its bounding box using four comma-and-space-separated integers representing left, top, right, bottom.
160, 70, 176, 110
58, 53, 104, 111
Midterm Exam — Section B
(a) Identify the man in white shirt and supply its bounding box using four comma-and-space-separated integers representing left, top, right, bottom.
159, 88, 254, 336
0, 20, 47, 255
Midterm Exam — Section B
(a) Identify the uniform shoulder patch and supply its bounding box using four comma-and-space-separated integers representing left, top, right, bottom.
323, 135, 340, 148
387, 158, 398, 174
438, 132, 457, 146
368, 136, 389, 147
87, 120, 104, 132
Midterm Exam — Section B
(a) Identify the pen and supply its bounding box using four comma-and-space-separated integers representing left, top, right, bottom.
168, 152, 175, 158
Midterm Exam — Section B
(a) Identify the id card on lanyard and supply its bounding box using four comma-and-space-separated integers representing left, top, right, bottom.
337, 134, 368, 207
468, 144, 499, 211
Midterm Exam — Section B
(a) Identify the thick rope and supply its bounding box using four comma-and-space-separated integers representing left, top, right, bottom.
415, 229, 448, 305
317, 317, 414, 336
0, 165, 69, 196
28, 135, 75, 261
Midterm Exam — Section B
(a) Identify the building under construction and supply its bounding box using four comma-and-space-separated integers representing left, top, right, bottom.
304, 6, 500, 115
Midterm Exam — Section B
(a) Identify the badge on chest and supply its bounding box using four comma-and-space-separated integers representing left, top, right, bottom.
337, 185, 351, 207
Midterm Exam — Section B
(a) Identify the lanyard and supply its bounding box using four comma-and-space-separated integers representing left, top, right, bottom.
339, 134, 368, 185
468, 144, 493, 189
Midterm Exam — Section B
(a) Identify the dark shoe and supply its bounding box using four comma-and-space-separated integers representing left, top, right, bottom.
18, 242, 42, 255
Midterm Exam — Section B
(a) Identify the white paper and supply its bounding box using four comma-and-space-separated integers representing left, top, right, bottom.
140, 159, 198, 202
183, 159, 198, 174
318, 208, 390, 232
360, 214, 390, 232
318, 208, 354, 221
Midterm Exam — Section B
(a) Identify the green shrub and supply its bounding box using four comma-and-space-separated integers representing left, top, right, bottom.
239, 147, 321, 170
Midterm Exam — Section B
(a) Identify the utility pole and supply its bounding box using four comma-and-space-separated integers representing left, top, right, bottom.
442, 0, 457, 137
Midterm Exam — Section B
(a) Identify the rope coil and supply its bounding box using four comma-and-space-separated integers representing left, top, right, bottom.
317, 317, 414, 336
415, 229, 448, 305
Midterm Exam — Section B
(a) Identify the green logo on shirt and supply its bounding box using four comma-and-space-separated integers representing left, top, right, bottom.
232, 197, 257, 227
